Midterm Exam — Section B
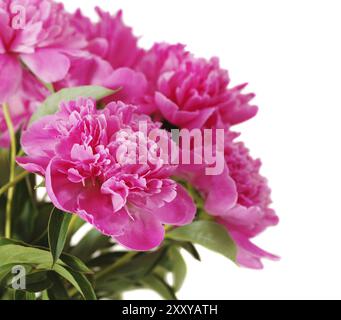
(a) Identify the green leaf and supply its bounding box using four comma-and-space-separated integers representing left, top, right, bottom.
70, 228, 112, 262
11, 174, 40, 241
167, 221, 237, 262
41, 290, 50, 300
167, 247, 187, 292
176, 242, 201, 261
0, 244, 61, 267
0, 264, 33, 287
107, 249, 168, 279
50, 264, 96, 300
24, 271, 53, 293
0, 238, 90, 274
34, 180, 45, 190
96, 278, 140, 296
87, 252, 126, 268
0, 264, 15, 285
48, 208, 72, 267
59, 253, 92, 274
46, 272, 69, 300
141, 274, 177, 300
29, 86, 116, 124
14, 290, 36, 300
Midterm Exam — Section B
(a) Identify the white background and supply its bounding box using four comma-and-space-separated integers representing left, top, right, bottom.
60, 0, 341, 300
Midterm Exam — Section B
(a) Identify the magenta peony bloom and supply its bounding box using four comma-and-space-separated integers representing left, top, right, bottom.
217, 138, 279, 269
71, 8, 142, 70
0, 0, 86, 103
0, 69, 48, 147
136, 43, 258, 129
55, 8, 147, 104
17, 98, 196, 250
177, 131, 278, 269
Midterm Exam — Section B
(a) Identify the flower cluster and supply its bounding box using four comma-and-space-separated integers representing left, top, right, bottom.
1, 0, 278, 269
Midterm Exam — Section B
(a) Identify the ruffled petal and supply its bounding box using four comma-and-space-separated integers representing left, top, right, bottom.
154, 184, 196, 226
20, 115, 60, 158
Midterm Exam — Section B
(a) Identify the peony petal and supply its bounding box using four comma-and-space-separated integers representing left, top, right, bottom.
0, 54, 22, 103
77, 187, 130, 237
55, 53, 113, 88
10, 22, 42, 54
87, 38, 109, 58
0, 10, 13, 49
177, 161, 238, 217
154, 184, 196, 226
16, 156, 50, 175
155, 92, 198, 126
45, 158, 83, 213
21, 49, 70, 83
115, 207, 165, 251
20, 115, 60, 158
103, 67, 147, 103
230, 231, 279, 269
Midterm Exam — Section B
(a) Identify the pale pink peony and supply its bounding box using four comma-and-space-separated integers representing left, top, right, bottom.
55, 8, 147, 104
136, 43, 258, 129
17, 99, 196, 250
0, 0, 86, 103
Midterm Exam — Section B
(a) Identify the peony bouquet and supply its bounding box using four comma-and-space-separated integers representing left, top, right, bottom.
0, 0, 278, 300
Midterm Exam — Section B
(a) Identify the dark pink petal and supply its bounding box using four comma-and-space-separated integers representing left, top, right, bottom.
45, 159, 83, 213
0, 10, 13, 49
115, 208, 165, 251
204, 166, 238, 216
77, 187, 130, 237
87, 38, 109, 58
155, 92, 197, 126
16, 156, 50, 175
154, 184, 196, 226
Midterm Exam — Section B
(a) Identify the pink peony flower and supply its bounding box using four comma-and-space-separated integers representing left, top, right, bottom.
0, 69, 48, 147
177, 131, 278, 269
17, 98, 196, 250
0, 0, 86, 103
216, 137, 279, 269
135, 43, 258, 129
78, 7, 142, 70
55, 8, 147, 104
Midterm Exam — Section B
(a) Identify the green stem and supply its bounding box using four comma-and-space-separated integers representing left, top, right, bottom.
2, 103, 16, 238
0, 171, 29, 198
95, 251, 138, 280
43, 82, 55, 94
68, 251, 138, 298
